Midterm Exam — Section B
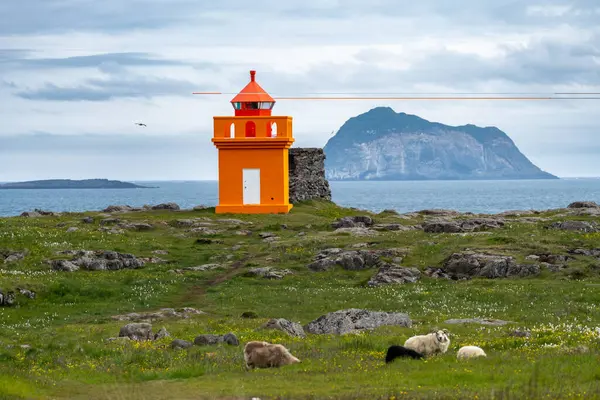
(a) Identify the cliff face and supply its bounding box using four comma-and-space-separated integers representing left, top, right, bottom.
323, 107, 557, 181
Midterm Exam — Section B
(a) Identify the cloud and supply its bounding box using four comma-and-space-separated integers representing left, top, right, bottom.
14, 75, 202, 101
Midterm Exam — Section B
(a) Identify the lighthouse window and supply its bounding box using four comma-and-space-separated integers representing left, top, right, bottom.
259, 102, 274, 109
244, 102, 259, 110
233, 102, 242, 110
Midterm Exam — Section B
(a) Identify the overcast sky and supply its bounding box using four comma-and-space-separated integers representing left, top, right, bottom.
1, 0, 599, 181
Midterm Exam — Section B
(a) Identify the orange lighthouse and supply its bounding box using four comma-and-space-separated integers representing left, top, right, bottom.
211, 70, 294, 214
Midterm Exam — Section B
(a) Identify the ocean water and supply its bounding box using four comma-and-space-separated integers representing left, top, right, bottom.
1, 179, 600, 217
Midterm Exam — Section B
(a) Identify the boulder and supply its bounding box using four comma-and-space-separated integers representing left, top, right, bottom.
304, 308, 411, 335
262, 318, 306, 338
154, 327, 171, 340
170, 339, 193, 349
103, 205, 135, 213
567, 201, 599, 209
367, 265, 421, 287
245, 267, 293, 279
194, 333, 239, 346
0, 289, 16, 307
151, 203, 180, 211
119, 323, 153, 341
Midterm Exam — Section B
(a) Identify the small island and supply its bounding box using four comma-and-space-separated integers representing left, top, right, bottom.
0, 179, 156, 189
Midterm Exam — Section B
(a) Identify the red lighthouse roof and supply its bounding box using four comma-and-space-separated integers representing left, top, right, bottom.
231, 70, 275, 116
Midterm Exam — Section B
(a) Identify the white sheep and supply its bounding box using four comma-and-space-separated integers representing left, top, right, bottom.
404, 329, 450, 357
457, 345, 486, 360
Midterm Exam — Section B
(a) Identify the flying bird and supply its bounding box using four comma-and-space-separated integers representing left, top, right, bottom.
135, 122, 147, 127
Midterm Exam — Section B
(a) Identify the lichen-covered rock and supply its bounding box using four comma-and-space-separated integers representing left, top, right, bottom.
153, 327, 170, 340
111, 307, 205, 322
289, 148, 331, 204
441, 252, 540, 279
304, 308, 411, 335
119, 323, 153, 341
367, 265, 421, 287
332, 216, 374, 229
245, 267, 293, 279
307, 248, 404, 272
423, 218, 505, 233
50, 250, 146, 271
549, 220, 598, 232
262, 318, 306, 338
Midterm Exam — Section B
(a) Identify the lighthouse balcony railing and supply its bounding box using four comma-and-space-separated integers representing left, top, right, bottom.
213, 116, 293, 139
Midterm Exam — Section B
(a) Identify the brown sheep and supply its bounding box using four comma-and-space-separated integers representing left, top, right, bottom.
243, 341, 301, 370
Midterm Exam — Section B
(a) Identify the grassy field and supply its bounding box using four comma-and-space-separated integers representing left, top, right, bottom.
2, 201, 600, 399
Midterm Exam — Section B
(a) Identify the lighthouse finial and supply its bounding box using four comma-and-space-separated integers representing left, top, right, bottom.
250, 70, 256, 82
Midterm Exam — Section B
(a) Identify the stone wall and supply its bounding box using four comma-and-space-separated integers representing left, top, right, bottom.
289, 148, 332, 204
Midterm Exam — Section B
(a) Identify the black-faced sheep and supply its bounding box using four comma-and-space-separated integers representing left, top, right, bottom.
457, 345, 486, 360
403, 329, 450, 357
243, 341, 301, 370
385, 345, 424, 363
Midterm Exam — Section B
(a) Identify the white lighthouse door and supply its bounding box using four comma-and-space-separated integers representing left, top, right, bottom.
242, 168, 261, 205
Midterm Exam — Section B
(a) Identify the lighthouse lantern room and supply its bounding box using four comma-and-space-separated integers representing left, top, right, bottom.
211, 70, 294, 214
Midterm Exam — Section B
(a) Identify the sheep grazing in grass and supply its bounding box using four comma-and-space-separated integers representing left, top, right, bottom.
385, 345, 424, 363
404, 329, 450, 357
243, 341, 301, 370
457, 345, 486, 360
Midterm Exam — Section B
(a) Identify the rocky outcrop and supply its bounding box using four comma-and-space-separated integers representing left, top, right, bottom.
50, 250, 145, 271
332, 216, 374, 229
549, 221, 598, 232
111, 308, 205, 322
307, 248, 404, 272
289, 148, 332, 204
261, 318, 306, 338
423, 218, 505, 233
323, 107, 557, 181
304, 308, 412, 335
439, 252, 540, 279
367, 265, 421, 287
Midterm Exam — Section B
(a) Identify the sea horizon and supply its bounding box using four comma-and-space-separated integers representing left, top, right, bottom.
2, 178, 600, 217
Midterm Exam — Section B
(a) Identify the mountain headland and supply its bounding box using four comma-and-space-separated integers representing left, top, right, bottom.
323, 107, 557, 181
